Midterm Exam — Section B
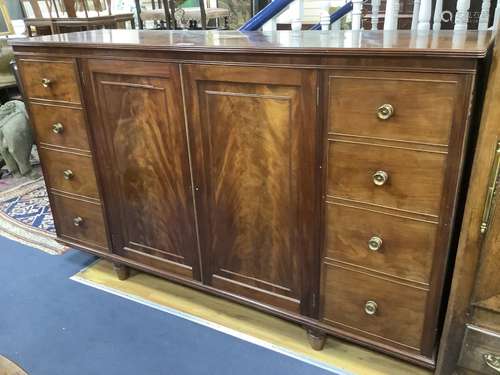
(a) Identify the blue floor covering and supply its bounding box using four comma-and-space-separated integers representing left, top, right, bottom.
0, 236, 342, 375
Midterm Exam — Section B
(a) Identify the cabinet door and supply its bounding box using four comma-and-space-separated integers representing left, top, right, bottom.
84, 60, 200, 281
183, 65, 319, 315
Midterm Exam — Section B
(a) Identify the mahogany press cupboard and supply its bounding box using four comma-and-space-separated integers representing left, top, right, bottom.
10, 29, 494, 369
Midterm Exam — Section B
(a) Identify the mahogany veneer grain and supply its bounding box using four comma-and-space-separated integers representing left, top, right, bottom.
11, 30, 494, 369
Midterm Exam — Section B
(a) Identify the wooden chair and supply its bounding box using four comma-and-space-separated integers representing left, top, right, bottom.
20, 0, 135, 36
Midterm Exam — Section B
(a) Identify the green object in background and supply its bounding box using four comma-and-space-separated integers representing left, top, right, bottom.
180, 0, 197, 7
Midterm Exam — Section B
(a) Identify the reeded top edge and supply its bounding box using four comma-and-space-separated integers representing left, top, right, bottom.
8, 29, 494, 58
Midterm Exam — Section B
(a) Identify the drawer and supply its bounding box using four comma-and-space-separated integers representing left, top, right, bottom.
39, 148, 99, 199
325, 203, 437, 284
51, 193, 108, 249
327, 71, 458, 145
327, 141, 447, 216
18, 58, 81, 104
459, 325, 500, 374
320, 262, 427, 349
30, 103, 90, 151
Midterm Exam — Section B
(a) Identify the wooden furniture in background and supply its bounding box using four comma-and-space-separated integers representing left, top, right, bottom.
20, 0, 134, 36
10, 29, 494, 370
139, 7, 229, 29
24, 13, 135, 36
20, 0, 111, 18
436, 34, 500, 375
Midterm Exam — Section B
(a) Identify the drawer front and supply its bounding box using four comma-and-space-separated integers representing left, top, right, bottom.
328, 71, 458, 145
321, 262, 427, 350
30, 103, 90, 151
51, 193, 108, 249
325, 203, 437, 284
39, 148, 99, 199
18, 59, 81, 104
327, 141, 447, 216
459, 325, 500, 374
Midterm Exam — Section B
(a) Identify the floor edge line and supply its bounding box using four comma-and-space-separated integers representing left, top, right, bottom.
70, 274, 352, 375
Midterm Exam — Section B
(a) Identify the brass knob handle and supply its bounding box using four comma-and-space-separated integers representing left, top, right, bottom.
73, 216, 84, 227
372, 170, 388, 186
52, 123, 64, 134
368, 236, 383, 251
484, 353, 500, 372
41, 78, 52, 88
63, 169, 74, 180
376, 104, 394, 120
364, 300, 378, 316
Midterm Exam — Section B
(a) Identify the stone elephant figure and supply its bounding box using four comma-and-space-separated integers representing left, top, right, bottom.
0, 100, 36, 178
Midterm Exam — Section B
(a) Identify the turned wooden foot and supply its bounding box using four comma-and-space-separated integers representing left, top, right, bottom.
113, 263, 130, 280
307, 329, 326, 351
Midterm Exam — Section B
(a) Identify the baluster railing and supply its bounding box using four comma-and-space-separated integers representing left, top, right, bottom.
320, 9, 330, 30
383, 0, 399, 30
433, 0, 443, 30
242, 0, 495, 34
478, 0, 491, 30
262, 16, 277, 31
371, 0, 381, 30
454, 0, 470, 30
310, 2, 353, 30
351, 0, 363, 30
291, 18, 302, 30
494, 2, 500, 29
417, 0, 432, 30
239, 0, 295, 31
289, 0, 304, 29
411, 0, 421, 29
331, 18, 342, 30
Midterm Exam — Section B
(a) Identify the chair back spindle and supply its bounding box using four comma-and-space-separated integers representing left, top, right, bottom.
383, 0, 400, 30
417, 0, 432, 30
455, 0, 471, 30
352, 0, 363, 30
478, 0, 491, 30
433, 0, 443, 30
411, 0, 421, 29
371, 0, 381, 30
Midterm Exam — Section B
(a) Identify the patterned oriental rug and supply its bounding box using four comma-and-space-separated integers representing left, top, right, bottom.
0, 178, 67, 255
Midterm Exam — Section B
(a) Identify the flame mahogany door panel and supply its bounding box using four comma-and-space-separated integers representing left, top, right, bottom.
183, 64, 320, 315
84, 60, 201, 281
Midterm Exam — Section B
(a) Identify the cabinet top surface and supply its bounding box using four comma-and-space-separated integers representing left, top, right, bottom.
9, 29, 493, 58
